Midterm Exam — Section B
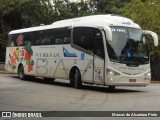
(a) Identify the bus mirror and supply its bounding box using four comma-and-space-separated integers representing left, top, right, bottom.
143, 30, 159, 47
142, 36, 146, 43
104, 26, 112, 41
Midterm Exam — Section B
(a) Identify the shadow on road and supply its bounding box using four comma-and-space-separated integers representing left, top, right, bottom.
10, 75, 145, 93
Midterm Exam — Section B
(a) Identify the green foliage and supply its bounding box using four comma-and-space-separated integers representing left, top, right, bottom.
0, 0, 54, 62
49, 0, 96, 21
89, 0, 126, 14
0, 0, 53, 29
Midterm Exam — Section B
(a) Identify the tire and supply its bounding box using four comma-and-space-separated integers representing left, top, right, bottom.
108, 86, 115, 90
18, 65, 26, 80
69, 69, 75, 87
74, 69, 82, 89
70, 79, 75, 87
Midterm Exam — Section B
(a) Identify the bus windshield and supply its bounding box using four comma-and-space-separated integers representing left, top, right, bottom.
106, 26, 149, 65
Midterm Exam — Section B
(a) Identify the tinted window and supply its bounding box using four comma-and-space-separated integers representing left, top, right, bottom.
8, 33, 34, 46
53, 28, 71, 44
94, 29, 104, 58
7, 27, 71, 46
73, 27, 104, 58
7, 34, 13, 47
73, 27, 94, 51
34, 28, 71, 45
35, 29, 53, 45
8, 34, 22, 47
23, 32, 35, 46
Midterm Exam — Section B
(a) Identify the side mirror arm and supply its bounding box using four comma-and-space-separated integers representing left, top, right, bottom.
143, 30, 158, 47
104, 26, 112, 42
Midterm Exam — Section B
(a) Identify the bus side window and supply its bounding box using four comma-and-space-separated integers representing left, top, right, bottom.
12, 34, 19, 46
7, 34, 13, 47
54, 28, 71, 44
50, 34, 55, 45
55, 38, 64, 44
93, 29, 105, 59
73, 27, 94, 52
41, 37, 51, 44
23, 32, 36, 46
64, 37, 70, 44
16, 34, 24, 46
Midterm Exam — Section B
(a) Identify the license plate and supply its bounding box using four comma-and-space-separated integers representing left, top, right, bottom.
129, 79, 136, 82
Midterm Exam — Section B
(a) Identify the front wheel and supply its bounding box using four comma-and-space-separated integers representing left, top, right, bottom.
74, 69, 82, 89
18, 65, 26, 80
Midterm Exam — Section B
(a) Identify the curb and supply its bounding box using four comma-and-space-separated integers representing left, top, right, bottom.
150, 81, 160, 83
0, 71, 12, 74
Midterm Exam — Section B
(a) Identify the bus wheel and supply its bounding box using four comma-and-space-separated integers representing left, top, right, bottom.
74, 69, 82, 89
108, 86, 115, 90
18, 65, 26, 80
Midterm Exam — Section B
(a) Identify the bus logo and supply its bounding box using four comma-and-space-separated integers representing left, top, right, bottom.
63, 47, 77, 57
81, 53, 85, 60
122, 21, 131, 25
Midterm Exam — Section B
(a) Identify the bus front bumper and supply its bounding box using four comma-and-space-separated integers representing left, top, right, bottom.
105, 76, 151, 87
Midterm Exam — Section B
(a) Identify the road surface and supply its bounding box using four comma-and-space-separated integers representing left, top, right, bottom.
0, 73, 160, 120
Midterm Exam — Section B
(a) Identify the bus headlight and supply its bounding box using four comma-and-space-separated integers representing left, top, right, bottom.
106, 68, 120, 76
144, 71, 151, 80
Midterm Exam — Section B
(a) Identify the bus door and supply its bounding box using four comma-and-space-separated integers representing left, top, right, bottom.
93, 30, 105, 85
73, 27, 104, 84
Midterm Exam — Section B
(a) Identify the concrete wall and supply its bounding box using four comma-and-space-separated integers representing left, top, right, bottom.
0, 62, 5, 71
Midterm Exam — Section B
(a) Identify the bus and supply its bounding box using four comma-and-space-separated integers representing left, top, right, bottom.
5, 14, 158, 89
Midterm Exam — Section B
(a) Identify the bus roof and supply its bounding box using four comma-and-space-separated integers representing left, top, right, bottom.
9, 14, 141, 35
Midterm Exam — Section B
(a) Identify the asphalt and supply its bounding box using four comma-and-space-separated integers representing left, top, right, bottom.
0, 74, 160, 120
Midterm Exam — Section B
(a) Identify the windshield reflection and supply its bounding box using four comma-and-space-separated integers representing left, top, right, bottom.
107, 27, 149, 65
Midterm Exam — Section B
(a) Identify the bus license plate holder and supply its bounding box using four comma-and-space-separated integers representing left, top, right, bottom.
129, 79, 136, 83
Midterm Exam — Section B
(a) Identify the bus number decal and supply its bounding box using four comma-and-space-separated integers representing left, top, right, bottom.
81, 53, 85, 60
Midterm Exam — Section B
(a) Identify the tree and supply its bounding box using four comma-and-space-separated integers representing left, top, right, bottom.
48, 0, 96, 21
87, 0, 131, 14
0, 0, 54, 62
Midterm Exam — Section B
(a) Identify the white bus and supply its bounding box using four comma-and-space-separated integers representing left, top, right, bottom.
5, 14, 158, 89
